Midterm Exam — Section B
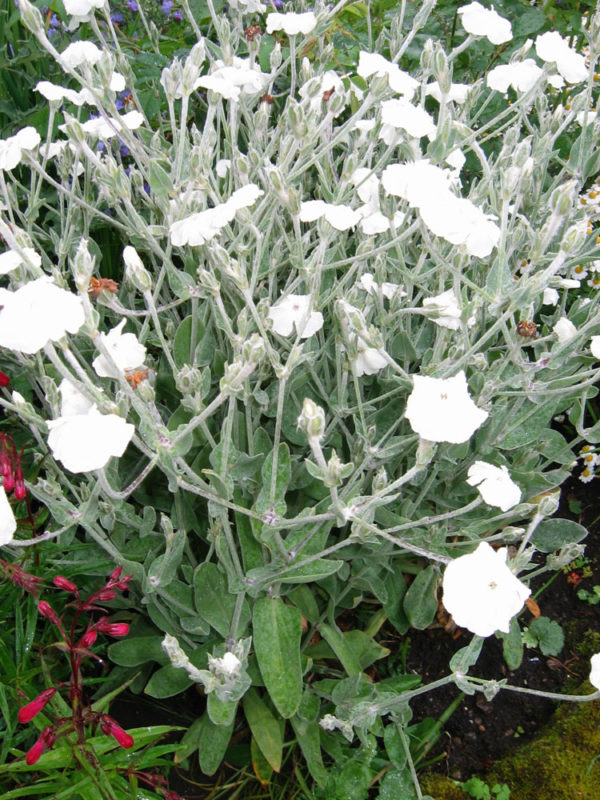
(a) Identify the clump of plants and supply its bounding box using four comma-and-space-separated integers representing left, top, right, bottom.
2, 0, 600, 796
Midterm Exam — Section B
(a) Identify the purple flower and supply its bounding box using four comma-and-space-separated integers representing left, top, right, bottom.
173, 10, 182, 21
120, 143, 130, 158
127, 0, 138, 11
111, 12, 124, 22
161, 0, 172, 14
143, 181, 151, 195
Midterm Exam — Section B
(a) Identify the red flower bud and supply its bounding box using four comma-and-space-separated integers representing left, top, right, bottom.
13, 480, 26, 500
100, 716, 134, 749
25, 726, 55, 765
17, 688, 57, 724
53, 576, 78, 594
3, 471, 14, 492
0, 371, 9, 387
38, 601, 59, 625
108, 566, 123, 583
77, 628, 98, 649
96, 618, 130, 637
94, 589, 117, 602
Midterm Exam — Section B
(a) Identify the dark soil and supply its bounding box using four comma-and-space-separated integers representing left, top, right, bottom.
406, 473, 600, 782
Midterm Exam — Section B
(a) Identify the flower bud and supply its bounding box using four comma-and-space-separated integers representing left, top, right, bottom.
123, 246, 152, 293
71, 239, 96, 293
0, 371, 9, 387
13, 464, 26, 500
17, 0, 45, 37
53, 576, 78, 594
38, 601, 59, 625
537, 490, 560, 517
433, 46, 451, 94
100, 715, 134, 749
96, 618, 130, 637
549, 180, 576, 217
18, 688, 57, 724
78, 628, 98, 649
297, 398, 326, 441
270, 42, 282, 71
26, 726, 55, 765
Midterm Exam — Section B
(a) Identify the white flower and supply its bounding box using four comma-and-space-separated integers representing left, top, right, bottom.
467, 461, 521, 511
59, 41, 103, 69
353, 342, 388, 376
0, 485, 17, 546
299, 200, 362, 231
92, 319, 146, 379
209, 651, 242, 677
487, 59, 544, 93
268, 294, 323, 339
590, 654, 600, 690
422, 289, 475, 330
580, 466, 595, 484
442, 542, 530, 637
535, 32, 588, 84
543, 288, 559, 306
576, 109, 597, 126
419, 193, 500, 258
0, 127, 40, 171
59, 378, 94, 417
228, 0, 266, 11
35, 81, 87, 106
425, 81, 472, 104
591, 336, 600, 359
216, 159, 231, 178
357, 52, 418, 98
0, 247, 41, 274
446, 148, 466, 172
47, 407, 134, 473
380, 99, 437, 139
457, 2, 512, 45
170, 185, 263, 246
0, 277, 84, 354
381, 160, 455, 209
553, 316, 577, 343
405, 371, 489, 444
359, 273, 405, 300
81, 110, 144, 139
63, 0, 103, 14
194, 57, 270, 101
266, 11, 317, 36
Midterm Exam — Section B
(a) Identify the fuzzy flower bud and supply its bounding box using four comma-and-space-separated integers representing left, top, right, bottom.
78, 628, 98, 649
18, 688, 57, 724
123, 246, 152, 293
297, 398, 326, 442
71, 239, 95, 293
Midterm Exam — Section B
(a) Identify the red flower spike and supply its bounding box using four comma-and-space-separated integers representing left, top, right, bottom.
53, 575, 78, 594
100, 716, 134, 749
17, 688, 57, 724
96, 619, 130, 637
38, 601, 59, 625
0, 371, 9, 387
25, 726, 55, 765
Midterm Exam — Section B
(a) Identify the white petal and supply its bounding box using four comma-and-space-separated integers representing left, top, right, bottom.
47, 408, 134, 473
0, 486, 17, 545
467, 461, 521, 512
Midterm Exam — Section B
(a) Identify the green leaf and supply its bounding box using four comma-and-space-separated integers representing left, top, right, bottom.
144, 665, 192, 698
207, 694, 238, 727
403, 566, 439, 630
108, 636, 168, 667
528, 617, 564, 656
319, 623, 362, 676
498, 617, 523, 671
193, 562, 250, 637
307, 629, 389, 670
148, 161, 173, 196
377, 767, 417, 800
146, 530, 187, 590
173, 315, 205, 367
531, 518, 588, 553
253, 597, 302, 719
197, 712, 235, 775
243, 688, 283, 772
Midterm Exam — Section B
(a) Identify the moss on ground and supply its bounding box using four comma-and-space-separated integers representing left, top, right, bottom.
420, 687, 600, 800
